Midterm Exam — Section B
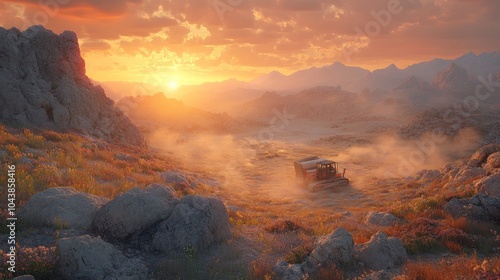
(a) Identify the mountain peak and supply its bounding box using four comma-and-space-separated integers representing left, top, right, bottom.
431, 62, 477, 90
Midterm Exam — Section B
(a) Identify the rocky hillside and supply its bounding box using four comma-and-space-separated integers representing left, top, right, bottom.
0, 26, 143, 146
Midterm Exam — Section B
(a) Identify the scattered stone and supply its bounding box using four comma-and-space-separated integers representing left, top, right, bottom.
159, 170, 190, 186
58, 235, 148, 280
354, 232, 408, 271
302, 227, 353, 274
474, 174, 500, 197
19, 187, 108, 229
365, 212, 401, 227
93, 184, 178, 241
444, 194, 500, 222
152, 195, 231, 252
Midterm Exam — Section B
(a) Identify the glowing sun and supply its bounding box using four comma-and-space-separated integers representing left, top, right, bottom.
168, 81, 179, 90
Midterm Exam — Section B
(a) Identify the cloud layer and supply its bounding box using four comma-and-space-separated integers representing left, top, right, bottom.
1, 0, 499, 85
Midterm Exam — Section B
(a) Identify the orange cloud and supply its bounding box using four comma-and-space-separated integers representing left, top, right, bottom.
0, 0, 498, 85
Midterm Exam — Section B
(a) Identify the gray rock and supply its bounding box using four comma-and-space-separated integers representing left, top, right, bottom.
58, 235, 148, 280
0, 26, 143, 146
444, 194, 500, 222
365, 212, 401, 227
152, 195, 231, 252
159, 170, 190, 186
303, 227, 353, 274
273, 261, 304, 280
354, 232, 408, 271
93, 184, 178, 241
19, 187, 108, 229
474, 174, 500, 197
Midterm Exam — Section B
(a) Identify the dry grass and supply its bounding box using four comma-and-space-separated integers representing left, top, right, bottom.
0, 125, 177, 207
403, 256, 500, 280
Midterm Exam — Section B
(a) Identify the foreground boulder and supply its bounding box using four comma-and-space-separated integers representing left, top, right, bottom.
365, 212, 401, 227
444, 194, 500, 221
152, 195, 231, 252
302, 227, 354, 273
58, 235, 147, 280
0, 26, 143, 145
354, 232, 408, 271
93, 184, 178, 241
19, 187, 108, 229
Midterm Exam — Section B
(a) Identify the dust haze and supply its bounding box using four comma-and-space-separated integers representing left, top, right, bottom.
144, 108, 483, 207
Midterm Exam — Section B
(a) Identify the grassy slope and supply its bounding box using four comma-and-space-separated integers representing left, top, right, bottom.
0, 124, 499, 279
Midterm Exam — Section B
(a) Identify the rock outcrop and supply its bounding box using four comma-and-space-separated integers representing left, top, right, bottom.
275, 228, 408, 279
19, 187, 108, 229
58, 235, 148, 280
0, 26, 143, 145
152, 195, 232, 252
354, 232, 408, 271
474, 174, 500, 197
444, 194, 500, 222
92, 184, 178, 241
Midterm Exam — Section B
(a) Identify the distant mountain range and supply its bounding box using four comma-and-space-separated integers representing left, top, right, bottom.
249, 51, 500, 92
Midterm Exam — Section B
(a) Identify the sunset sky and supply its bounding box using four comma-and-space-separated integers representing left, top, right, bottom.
1, 0, 499, 87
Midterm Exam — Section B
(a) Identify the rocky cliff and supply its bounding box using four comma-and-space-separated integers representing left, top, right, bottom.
0, 25, 144, 145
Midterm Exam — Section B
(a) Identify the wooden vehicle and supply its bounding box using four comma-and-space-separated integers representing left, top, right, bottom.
294, 156, 349, 192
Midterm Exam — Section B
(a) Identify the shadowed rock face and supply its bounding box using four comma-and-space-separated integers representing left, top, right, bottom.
0, 25, 144, 146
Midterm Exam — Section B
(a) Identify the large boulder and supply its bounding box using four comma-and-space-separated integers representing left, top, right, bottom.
93, 184, 178, 241
19, 187, 108, 229
468, 144, 500, 167
444, 194, 500, 222
354, 232, 408, 271
365, 212, 401, 227
302, 227, 354, 274
0, 26, 143, 146
474, 174, 500, 197
152, 195, 231, 252
58, 235, 148, 280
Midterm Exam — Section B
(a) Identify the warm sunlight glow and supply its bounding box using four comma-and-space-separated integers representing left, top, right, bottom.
168, 81, 179, 90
